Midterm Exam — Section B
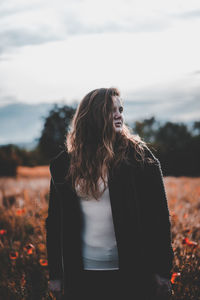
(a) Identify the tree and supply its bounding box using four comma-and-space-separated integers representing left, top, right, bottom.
0, 144, 22, 176
38, 104, 76, 162
193, 121, 200, 135
155, 122, 192, 175
156, 122, 192, 151
133, 116, 159, 143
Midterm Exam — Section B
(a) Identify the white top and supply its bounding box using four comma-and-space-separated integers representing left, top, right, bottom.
75, 176, 119, 270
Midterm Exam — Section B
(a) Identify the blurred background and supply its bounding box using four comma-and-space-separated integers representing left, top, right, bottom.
0, 0, 200, 177
0, 1, 200, 299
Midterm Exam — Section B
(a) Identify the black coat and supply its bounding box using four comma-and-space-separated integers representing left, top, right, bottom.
45, 144, 174, 298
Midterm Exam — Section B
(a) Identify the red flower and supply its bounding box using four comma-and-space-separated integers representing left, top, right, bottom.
182, 237, 198, 248
16, 208, 26, 216
171, 272, 181, 284
9, 251, 19, 260
24, 243, 35, 254
0, 229, 7, 235
39, 259, 48, 266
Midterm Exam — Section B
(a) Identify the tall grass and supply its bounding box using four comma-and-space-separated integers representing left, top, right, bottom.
0, 167, 199, 299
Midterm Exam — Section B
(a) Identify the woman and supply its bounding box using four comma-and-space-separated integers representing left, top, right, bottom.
45, 87, 174, 300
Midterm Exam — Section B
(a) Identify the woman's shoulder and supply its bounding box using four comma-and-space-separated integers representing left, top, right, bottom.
50, 148, 69, 165
49, 148, 70, 179
143, 145, 160, 165
127, 139, 160, 167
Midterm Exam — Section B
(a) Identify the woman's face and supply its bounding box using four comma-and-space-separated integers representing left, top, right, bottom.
112, 96, 124, 132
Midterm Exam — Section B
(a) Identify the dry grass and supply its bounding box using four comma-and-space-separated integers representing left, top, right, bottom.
17, 166, 50, 178
0, 168, 200, 299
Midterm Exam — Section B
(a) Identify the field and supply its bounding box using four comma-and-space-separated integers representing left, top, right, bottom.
0, 166, 200, 299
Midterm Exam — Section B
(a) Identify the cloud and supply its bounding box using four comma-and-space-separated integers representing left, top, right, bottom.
0, 0, 200, 111
0, 11, 170, 55
178, 10, 200, 19
62, 17, 170, 35
0, 0, 183, 55
0, 1, 67, 54
0, 28, 62, 54
124, 77, 200, 122
190, 70, 200, 76
0, 93, 21, 107
0, 0, 200, 57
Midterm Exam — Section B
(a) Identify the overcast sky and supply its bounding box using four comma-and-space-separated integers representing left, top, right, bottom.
0, 0, 200, 121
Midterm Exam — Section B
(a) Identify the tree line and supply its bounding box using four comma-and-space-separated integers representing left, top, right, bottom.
0, 104, 200, 177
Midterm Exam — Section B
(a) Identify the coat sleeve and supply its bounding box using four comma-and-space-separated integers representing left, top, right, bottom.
145, 158, 174, 279
45, 174, 63, 280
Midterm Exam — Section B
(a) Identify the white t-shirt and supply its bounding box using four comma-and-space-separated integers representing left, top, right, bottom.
75, 176, 119, 270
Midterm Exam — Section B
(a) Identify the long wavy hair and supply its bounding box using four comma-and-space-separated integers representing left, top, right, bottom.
64, 87, 154, 200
